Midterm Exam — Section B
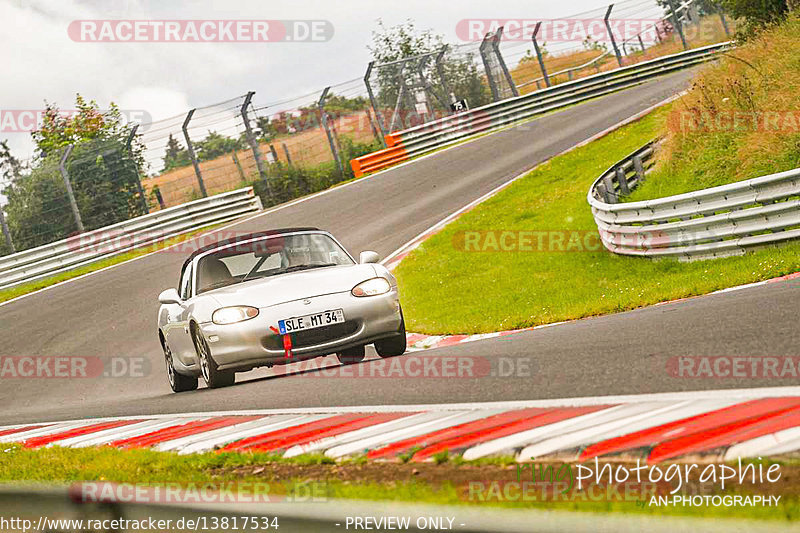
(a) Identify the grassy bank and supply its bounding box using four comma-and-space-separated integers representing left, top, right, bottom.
628, 15, 800, 201
0, 445, 797, 521
394, 103, 800, 334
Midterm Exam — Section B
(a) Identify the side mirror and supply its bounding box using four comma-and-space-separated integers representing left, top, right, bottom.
359, 251, 380, 264
158, 288, 183, 305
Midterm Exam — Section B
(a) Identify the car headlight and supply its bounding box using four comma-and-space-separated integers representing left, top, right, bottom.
212, 306, 259, 325
352, 277, 391, 297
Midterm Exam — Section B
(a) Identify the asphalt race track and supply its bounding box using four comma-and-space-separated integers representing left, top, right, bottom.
3, 68, 797, 425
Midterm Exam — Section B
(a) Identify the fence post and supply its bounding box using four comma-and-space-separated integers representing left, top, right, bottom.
491, 27, 518, 98
605, 5, 624, 68
667, 0, 689, 50
531, 22, 551, 88
181, 109, 208, 198
364, 62, 388, 145
232, 152, 246, 180
59, 144, 84, 233
282, 143, 293, 167
435, 45, 453, 108
318, 87, 344, 176
240, 91, 272, 199
718, 9, 730, 37
479, 32, 501, 101
637, 34, 645, 52
0, 204, 13, 253
125, 125, 149, 214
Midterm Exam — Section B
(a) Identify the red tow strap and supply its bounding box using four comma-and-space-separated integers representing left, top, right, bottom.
270, 326, 293, 359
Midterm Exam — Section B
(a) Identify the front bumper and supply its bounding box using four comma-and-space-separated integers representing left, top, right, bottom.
198, 289, 402, 371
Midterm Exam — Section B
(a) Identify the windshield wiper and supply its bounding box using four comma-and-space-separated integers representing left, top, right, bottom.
283, 263, 338, 273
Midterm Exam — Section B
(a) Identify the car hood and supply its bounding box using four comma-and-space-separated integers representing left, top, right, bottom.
205, 263, 380, 308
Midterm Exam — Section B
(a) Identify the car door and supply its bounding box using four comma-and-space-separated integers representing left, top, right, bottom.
164, 263, 196, 366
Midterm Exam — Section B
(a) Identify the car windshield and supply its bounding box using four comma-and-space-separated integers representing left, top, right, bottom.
195, 233, 355, 294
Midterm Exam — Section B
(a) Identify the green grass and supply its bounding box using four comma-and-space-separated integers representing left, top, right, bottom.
394, 105, 800, 334
0, 446, 797, 521
0, 224, 224, 305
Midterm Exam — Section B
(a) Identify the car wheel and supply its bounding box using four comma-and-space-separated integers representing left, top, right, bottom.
192, 326, 235, 389
337, 345, 366, 365
162, 337, 198, 393
375, 308, 407, 358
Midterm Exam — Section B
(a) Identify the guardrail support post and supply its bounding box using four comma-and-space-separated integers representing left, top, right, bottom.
181, 109, 208, 198
667, 0, 689, 50
364, 62, 388, 146
532, 22, 551, 88
479, 32, 501, 101
492, 27, 519, 98
58, 144, 84, 233
605, 5, 624, 68
615, 167, 630, 195
632, 155, 645, 182
240, 91, 272, 198
0, 205, 13, 253
125, 125, 149, 214
318, 86, 344, 176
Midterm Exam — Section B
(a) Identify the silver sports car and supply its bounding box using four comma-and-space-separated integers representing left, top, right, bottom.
157, 228, 406, 392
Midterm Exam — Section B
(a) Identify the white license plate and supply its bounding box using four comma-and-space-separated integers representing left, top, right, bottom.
278, 309, 345, 334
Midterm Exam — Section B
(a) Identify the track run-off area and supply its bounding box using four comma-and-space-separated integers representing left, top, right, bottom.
2, 68, 798, 426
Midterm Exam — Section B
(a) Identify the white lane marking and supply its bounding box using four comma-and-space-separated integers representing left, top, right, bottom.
324, 410, 501, 459
15, 386, 800, 427
0, 421, 92, 443
58, 418, 198, 448
174, 415, 327, 455
284, 412, 441, 458
711, 281, 770, 295
724, 427, 800, 459
462, 406, 628, 460
516, 400, 736, 461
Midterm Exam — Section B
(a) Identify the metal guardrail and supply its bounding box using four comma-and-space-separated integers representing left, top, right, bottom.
350, 42, 732, 177
0, 187, 262, 290
588, 142, 800, 261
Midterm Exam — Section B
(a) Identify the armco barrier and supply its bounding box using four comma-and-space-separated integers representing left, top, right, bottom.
350, 42, 732, 178
588, 142, 800, 261
0, 187, 262, 290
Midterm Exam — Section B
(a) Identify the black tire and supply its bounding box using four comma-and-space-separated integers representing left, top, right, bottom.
375, 309, 407, 358
192, 326, 235, 389
337, 345, 366, 365
162, 336, 198, 393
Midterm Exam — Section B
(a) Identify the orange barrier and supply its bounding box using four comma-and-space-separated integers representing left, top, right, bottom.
350, 140, 409, 178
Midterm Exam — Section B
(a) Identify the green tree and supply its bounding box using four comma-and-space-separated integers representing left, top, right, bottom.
195, 131, 244, 162
162, 134, 191, 172
3, 95, 146, 250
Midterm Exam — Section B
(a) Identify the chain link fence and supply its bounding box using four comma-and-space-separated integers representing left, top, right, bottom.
0, 0, 732, 258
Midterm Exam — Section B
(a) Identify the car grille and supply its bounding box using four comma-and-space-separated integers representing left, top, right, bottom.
263, 322, 360, 350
